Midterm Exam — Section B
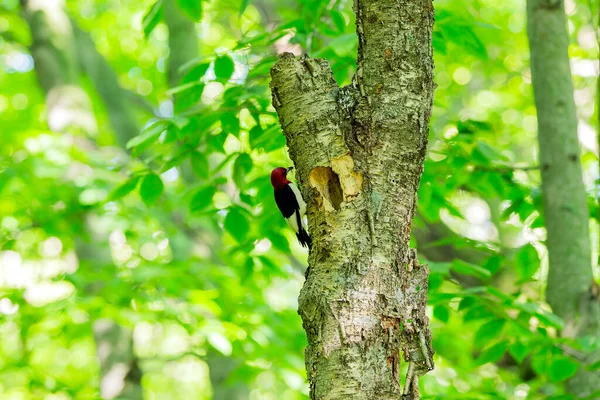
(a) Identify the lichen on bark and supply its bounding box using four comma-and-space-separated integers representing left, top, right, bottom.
269, 0, 436, 398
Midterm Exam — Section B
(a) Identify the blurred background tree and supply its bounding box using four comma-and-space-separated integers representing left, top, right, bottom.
0, 0, 598, 398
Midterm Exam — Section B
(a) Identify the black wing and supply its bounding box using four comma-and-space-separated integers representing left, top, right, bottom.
274, 184, 300, 218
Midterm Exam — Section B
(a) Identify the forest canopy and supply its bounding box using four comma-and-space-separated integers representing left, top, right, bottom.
0, 0, 599, 398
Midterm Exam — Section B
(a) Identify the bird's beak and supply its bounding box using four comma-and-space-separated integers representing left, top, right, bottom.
285, 166, 294, 174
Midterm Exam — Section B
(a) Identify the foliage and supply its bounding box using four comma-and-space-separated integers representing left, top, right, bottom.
0, 0, 598, 398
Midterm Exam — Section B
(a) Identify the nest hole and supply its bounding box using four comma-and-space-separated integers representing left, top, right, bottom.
308, 167, 343, 211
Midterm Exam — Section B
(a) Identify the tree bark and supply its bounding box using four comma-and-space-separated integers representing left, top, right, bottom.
164, 0, 199, 89
21, 2, 144, 398
526, 0, 600, 396
270, 0, 435, 398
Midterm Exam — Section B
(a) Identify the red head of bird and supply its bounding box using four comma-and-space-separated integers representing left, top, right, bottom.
270, 166, 293, 191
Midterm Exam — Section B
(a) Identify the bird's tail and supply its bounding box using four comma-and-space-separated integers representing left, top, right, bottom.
296, 226, 312, 249
294, 210, 312, 249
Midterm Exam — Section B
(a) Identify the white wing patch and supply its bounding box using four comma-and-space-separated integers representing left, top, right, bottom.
285, 212, 300, 233
289, 183, 306, 216
286, 183, 307, 234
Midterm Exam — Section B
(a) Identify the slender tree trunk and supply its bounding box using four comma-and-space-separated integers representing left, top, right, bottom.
270, 0, 435, 398
72, 23, 141, 147
21, 2, 144, 398
21, 0, 97, 136
94, 320, 143, 400
164, 0, 199, 89
597, 7, 600, 266
526, 0, 600, 396
163, 0, 199, 183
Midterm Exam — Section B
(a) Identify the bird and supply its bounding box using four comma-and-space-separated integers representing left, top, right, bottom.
270, 166, 312, 249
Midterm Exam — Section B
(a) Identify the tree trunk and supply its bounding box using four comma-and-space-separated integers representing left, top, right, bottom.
21, 2, 144, 398
94, 320, 143, 400
72, 23, 141, 147
526, 0, 600, 396
164, 0, 199, 89
21, 0, 97, 136
270, 0, 435, 398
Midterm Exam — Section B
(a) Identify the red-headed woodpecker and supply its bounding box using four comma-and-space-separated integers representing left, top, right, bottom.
271, 166, 312, 249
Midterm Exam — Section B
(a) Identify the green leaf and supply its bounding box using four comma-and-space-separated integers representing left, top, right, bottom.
233, 153, 253, 188
437, 17, 488, 59
532, 351, 549, 375
476, 341, 508, 365
330, 10, 346, 32
140, 174, 164, 206
241, 256, 255, 282
268, 231, 290, 253
463, 305, 491, 322
142, 0, 163, 38
531, 215, 544, 228
263, 133, 286, 152
161, 126, 178, 144
250, 124, 287, 152
535, 311, 564, 330
588, 359, 600, 371
191, 152, 209, 178
189, 187, 216, 212
458, 296, 476, 311
182, 62, 210, 84
457, 119, 492, 134
515, 244, 539, 281
161, 147, 192, 172
432, 31, 447, 55
326, 34, 356, 57
207, 131, 228, 154
509, 341, 530, 363
473, 142, 509, 164
166, 81, 202, 96
225, 208, 250, 242
220, 112, 240, 137
461, 286, 488, 295
486, 286, 514, 303
483, 255, 502, 276
548, 357, 579, 382
427, 261, 451, 276
433, 306, 450, 323
249, 125, 266, 149
239, 192, 254, 206
170, 115, 189, 129
126, 120, 169, 152
176, 0, 203, 21
451, 259, 492, 279
107, 176, 141, 201
177, 117, 203, 139
474, 319, 505, 348
239, 0, 251, 16
207, 332, 232, 356
214, 55, 235, 81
